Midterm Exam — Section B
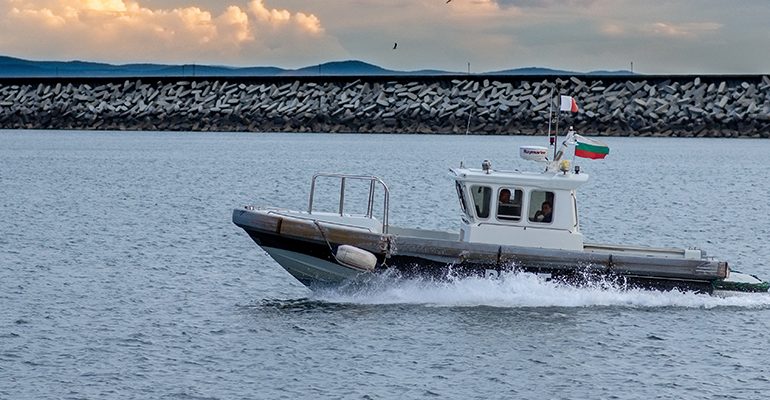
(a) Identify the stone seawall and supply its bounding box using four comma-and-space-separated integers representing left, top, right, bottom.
1, 75, 769, 137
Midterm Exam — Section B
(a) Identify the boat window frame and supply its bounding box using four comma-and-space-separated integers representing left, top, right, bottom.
528, 190, 555, 224
455, 182, 471, 219
572, 191, 579, 228
469, 184, 492, 219
495, 186, 524, 222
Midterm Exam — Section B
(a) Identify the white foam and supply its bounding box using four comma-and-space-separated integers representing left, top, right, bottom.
312, 271, 770, 309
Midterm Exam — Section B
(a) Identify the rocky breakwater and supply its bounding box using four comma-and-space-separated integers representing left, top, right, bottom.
1, 75, 769, 137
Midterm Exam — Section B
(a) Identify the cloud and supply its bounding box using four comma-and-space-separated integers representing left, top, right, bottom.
599, 20, 722, 39
599, 23, 625, 37
0, 0, 763, 74
0, 0, 345, 65
492, 0, 596, 9
644, 21, 722, 38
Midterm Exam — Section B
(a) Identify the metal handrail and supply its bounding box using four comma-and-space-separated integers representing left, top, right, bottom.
307, 172, 390, 233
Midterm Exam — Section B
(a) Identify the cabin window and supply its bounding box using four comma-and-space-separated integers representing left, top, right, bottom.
470, 185, 492, 219
529, 190, 554, 223
455, 182, 470, 218
496, 187, 523, 221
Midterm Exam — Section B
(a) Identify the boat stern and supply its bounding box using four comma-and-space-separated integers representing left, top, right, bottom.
713, 270, 770, 294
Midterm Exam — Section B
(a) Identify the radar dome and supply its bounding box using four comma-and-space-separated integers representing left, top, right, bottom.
519, 146, 548, 161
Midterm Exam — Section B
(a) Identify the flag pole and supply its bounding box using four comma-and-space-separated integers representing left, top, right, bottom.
554, 94, 561, 160
547, 88, 553, 158
465, 109, 473, 135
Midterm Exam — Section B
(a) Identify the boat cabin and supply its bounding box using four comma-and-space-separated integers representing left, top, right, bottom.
450, 160, 589, 251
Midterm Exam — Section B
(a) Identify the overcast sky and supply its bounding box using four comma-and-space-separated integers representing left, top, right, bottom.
1, 0, 767, 74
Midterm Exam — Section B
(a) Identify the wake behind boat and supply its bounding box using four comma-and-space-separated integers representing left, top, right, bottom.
232, 128, 769, 296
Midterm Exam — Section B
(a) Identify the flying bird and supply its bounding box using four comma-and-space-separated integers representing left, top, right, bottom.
393, 42, 397, 50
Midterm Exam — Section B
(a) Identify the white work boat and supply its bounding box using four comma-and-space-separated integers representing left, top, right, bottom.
233, 129, 768, 295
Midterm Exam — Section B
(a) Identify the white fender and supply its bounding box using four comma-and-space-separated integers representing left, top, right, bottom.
335, 245, 377, 272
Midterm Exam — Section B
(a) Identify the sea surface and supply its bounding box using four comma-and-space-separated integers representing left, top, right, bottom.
2, 130, 770, 400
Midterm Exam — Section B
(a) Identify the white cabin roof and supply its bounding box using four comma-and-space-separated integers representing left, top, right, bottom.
450, 167, 589, 191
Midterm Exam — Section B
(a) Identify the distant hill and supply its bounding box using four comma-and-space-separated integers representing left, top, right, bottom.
0, 55, 284, 77
586, 69, 635, 76
286, 60, 460, 76
0, 55, 634, 77
290, 60, 393, 76
485, 66, 576, 75
486, 66, 634, 76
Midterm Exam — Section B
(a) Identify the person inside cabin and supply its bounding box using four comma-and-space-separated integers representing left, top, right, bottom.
497, 188, 521, 220
499, 189, 511, 204
533, 201, 553, 223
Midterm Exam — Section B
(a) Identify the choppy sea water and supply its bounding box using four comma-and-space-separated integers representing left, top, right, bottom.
1, 130, 770, 400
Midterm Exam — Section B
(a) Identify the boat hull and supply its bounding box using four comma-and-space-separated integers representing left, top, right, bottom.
245, 226, 720, 293
261, 246, 363, 287
234, 208, 768, 294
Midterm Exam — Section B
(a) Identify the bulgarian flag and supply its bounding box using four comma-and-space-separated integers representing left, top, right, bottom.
560, 95, 579, 112
574, 134, 609, 159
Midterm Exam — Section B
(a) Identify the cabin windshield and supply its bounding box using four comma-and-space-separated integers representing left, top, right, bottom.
470, 185, 492, 219
529, 190, 554, 224
496, 187, 523, 221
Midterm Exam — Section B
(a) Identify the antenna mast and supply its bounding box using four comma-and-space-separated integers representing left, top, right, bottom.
465, 110, 473, 135
554, 93, 561, 159
547, 88, 554, 157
